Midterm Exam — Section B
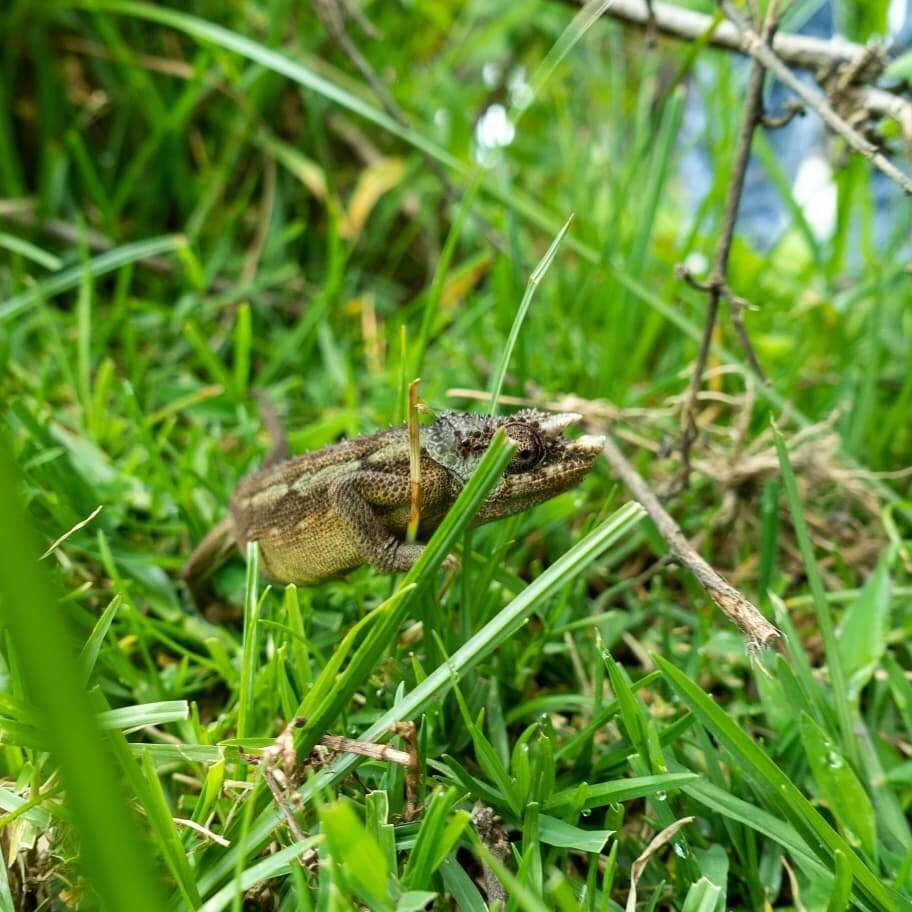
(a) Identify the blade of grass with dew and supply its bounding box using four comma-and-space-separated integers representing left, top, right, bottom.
544, 772, 697, 813
0, 444, 165, 912
0, 234, 185, 323
681, 779, 828, 877
771, 420, 857, 765
198, 499, 645, 896
488, 214, 573, 414
656, 655, 905, 912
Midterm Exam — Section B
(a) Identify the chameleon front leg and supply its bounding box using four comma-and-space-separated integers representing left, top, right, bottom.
328, 471, 431, 575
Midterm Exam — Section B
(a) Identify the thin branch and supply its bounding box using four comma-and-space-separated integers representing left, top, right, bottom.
601, 434, 780, 648
318, 734, 412, 766
569, 0, 911, 133
262, 765, 309, 845
725, 288, 767, 383
678, 5, 776, 486
471, 803, 510, 910
172, 816, 231, 848
761, 99, 805, 129
720, 0, 912, 195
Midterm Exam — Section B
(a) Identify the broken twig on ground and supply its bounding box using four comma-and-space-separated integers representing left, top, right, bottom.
573, 0, 912, 136
720, 0, 912, 195
677, 2, 779, 487
601, 434, 780, 649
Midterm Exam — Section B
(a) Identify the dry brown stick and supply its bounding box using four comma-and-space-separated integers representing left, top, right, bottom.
261, 765, 308, 844
720, 0, 912, 195
471, 803, 509, 910
601, 434, 780, 648
318, 734, 412, 766
570, 0, 911, 132
678, 5, 777, 487
391, 722, 422, 821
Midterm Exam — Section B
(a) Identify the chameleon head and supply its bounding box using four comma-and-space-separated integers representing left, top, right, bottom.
423, 409, 605, 522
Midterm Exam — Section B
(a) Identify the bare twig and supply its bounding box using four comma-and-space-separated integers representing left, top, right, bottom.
318, 734, 412, 767
761, 99, 805, 129
262, 766, 309, 845
601, 434, 780, 648
569, 0, 912, 134
391, 722, 421, 821
256, 721, 320, 868
724, 288, 767, 383
678, 4, 777, 486
40, 505, 104, 559
471, 803, 509, 910
173, 816, 231, 848
720, 0, 912, 195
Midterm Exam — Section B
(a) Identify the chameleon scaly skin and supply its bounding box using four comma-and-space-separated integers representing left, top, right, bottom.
183, 409, 604, 587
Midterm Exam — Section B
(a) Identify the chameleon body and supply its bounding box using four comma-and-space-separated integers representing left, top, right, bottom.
183, 409, 604, 587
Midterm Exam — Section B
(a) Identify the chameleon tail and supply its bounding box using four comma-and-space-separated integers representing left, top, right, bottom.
181, 516, 237, 597
255, 389, 290, 468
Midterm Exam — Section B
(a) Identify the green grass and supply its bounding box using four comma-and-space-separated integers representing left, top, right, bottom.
1, 0, 912, 909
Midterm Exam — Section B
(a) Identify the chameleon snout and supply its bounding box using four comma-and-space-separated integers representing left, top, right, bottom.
566, 434, 606, 457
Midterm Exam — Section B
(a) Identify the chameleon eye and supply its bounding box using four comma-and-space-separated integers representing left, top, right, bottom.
504, 424, 545, 474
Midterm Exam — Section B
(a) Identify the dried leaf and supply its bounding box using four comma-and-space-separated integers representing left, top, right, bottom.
341, 157, 405, 239
626, 816, 693, 912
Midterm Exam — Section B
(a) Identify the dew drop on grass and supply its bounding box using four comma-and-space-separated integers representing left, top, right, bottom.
673, 844, 686, 858
655, 791, 667, 801
827, 752, 843, 769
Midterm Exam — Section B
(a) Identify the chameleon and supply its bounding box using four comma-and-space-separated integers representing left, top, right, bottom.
182, 408, 605, 589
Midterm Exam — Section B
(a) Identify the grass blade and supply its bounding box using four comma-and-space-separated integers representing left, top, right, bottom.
771, 420, 856, 764
0, 445, 165, 911
657, 654, 904, 912
0, 234, 185, 323
488, 214, 573, 414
